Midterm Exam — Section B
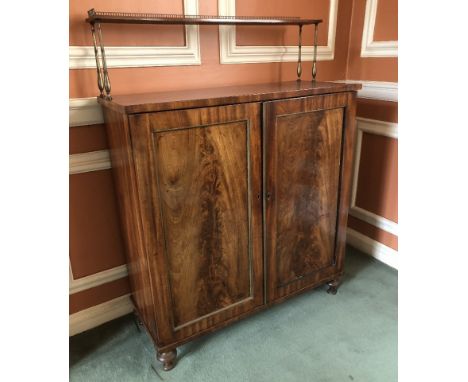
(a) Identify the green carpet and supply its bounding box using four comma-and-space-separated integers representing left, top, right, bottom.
70, 247, 397, 382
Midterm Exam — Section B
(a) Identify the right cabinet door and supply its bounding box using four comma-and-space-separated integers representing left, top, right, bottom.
264, 92, 356, 302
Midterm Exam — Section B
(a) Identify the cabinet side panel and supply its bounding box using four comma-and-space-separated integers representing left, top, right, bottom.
102, 107, 158, 341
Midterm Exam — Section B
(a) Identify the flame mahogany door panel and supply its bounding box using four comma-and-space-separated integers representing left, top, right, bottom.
128, 103, 263, 346
263, 93, 355, 302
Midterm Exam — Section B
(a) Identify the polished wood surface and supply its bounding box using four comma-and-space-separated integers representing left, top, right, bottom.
98, 81, 361, 114
101, 107, 159, 342
266, 105, 343, 287
128, 103, 264, 345
152, 115, 250, 327
264, 92, 354, 301
99, 82, 359, 367
334, 92, 358, 275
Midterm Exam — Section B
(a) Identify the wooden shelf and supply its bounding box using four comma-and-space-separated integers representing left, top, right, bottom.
86, 10, 322, 26
85, 9, 323, 99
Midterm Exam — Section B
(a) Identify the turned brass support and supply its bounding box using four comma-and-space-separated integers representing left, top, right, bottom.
96, 23, 112, 100
90, 24, 104, 98
312, 23, 318, 81
297, 25, 302, 80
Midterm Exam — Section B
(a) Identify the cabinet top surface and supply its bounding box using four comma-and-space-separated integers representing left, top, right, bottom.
98, 81, 361, 114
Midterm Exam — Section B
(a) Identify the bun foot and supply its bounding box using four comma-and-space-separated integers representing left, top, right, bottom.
157, 349, 177, 371
326, 279, 340, 295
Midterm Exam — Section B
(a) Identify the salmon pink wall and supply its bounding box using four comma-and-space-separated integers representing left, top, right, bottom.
70, 0, 353, 99
235, 0, 330, 46
70, 0, 185, 46
346, 0, 397, 82
346, 0, 398, 253
373, 0, 398, 41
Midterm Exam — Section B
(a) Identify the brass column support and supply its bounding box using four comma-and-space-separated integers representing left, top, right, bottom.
96, 23, 112, 100
312, 23, 318, 81
90, 23, 104, 98
296, 25, 302, 80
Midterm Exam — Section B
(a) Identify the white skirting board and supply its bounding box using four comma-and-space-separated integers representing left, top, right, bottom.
346, 228, 398, 269
69, 294, 134, 336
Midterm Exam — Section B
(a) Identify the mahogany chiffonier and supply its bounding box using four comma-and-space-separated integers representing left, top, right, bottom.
99, 80, 360, 370
86, 10, 361, 371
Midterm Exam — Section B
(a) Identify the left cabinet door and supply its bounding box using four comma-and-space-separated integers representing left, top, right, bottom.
129, 103, 264, 346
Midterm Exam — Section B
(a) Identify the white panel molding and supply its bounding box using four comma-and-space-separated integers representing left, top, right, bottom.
69, 97, 103, 126
69, 264, 129, 295
69, 294, 134, 336
361, 0, 398, 57
336, 80, 398, 102
346, 228, 398, 269
354, 81, 398, 102
350, 117, 398, 236
69, 150, 111, 174
218, 0, 338, 64
69, 0, 200, 69
356, 117, 398, 139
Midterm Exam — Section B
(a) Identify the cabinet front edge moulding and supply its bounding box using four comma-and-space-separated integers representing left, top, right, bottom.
360, 0, 398, 57
69, 0, 201, 69
218, 0, 338, 64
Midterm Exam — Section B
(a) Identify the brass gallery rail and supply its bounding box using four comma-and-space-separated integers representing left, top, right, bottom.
85, 9, 323, 100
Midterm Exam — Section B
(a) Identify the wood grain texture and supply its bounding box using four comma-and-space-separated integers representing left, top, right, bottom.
334, 92, 357, 274
129, 103, 263, 345
98, 84, 359, 358
264, 93, 354, 301
274, 108, 343, 285
154, 121, 251, 328
101, 107, 159, 342
98, 81, 361, 114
